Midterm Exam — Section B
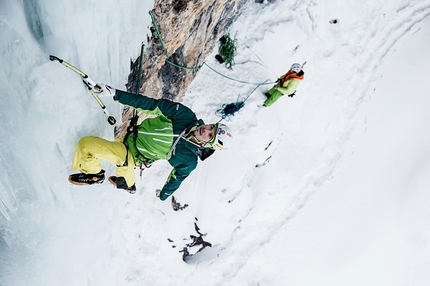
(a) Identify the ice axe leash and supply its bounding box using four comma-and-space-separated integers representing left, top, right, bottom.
49, 55, 116, 125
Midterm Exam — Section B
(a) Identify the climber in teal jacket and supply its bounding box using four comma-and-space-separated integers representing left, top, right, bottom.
69, 86, 233, 201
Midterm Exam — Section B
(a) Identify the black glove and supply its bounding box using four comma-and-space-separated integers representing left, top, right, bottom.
288, 91, 296, 98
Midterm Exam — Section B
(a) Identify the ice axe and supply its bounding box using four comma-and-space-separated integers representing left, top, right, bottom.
49, 55, 116, 125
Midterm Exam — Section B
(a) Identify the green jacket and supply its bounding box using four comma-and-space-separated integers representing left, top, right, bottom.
114, 90, 207, 201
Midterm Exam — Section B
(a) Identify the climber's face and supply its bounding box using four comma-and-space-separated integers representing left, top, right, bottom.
194, 124, 216, 144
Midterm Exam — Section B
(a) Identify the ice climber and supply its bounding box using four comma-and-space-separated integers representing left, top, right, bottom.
68, 85, 233, 201
263, 63, 304, 107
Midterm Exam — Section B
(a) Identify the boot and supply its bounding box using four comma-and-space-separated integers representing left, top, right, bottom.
108, 176, 136, 194
68, 170, 105, 185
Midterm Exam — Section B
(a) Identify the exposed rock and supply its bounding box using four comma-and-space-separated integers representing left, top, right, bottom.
135, 0, 250, 100
116, 0, 251, 137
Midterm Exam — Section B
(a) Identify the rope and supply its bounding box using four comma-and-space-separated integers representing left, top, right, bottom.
215, 101, 245, 121
203, 63, 275, 85
148, 10, 275, 86
135, 42, 145, 95
216, 80, 270, 121
133, 42, 145, 117
148, 10, 277, 120
149, 10, 203, 71
238, 39, 278, 79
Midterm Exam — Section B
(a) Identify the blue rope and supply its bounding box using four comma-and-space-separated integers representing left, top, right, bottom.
216, 101, 245, 121
216, 80, 270, 121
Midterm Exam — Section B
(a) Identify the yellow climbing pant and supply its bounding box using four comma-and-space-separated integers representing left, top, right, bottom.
72, 136, 136, 187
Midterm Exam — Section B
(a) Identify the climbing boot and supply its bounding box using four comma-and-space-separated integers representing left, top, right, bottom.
108, 176, 136, 194
68, 170, 105, 185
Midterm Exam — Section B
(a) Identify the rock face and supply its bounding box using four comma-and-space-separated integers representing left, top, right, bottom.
129, 0, 250, 100
116, 0, 251, 137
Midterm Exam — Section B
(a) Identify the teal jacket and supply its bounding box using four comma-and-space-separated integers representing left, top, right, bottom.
114, 90, 208, 201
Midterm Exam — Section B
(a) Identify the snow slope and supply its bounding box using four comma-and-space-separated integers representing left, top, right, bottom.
1, 0, 430, 285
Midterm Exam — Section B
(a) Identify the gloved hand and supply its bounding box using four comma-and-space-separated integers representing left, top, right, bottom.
288, 91, 296, 98
94, 83, 115, 97
155, 189, 161, 198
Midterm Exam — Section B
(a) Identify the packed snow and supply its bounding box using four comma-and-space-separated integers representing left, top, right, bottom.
1, 0, 430, 285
